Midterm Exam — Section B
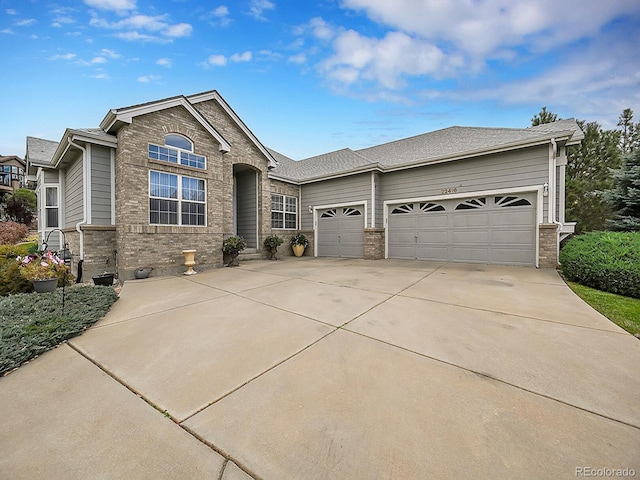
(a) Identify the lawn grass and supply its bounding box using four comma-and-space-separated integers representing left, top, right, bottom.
0, 285, 118, 375
567, 281, 640, 336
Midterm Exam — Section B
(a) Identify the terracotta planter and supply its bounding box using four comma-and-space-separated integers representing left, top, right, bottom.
292, 244, 305, 257
33, 278, 58, 293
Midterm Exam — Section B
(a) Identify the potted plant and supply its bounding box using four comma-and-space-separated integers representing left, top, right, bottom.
222, 235, 247, 267
290, 233, 309, 257
263, 234, 284, 260
16, 250, 72, 292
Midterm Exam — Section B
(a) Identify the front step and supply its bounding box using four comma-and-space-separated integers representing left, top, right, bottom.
238, 248, 264, 262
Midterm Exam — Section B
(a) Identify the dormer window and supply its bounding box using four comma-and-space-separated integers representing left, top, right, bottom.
148, 133, 206, 169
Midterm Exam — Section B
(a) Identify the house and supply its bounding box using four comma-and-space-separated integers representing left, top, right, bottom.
25, 90, 583, 281
0, 155, 26, 194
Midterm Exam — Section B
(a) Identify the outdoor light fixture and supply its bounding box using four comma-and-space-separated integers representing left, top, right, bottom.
543, 183, 549, 197
308, 205, 313, 213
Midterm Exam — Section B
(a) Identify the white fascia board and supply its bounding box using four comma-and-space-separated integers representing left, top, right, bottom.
188, 91, 277, 168
100, 96, 232, 153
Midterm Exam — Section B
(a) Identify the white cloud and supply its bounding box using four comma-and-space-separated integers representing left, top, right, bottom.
90, 13, 192, 42
340, 0, 640, 58
49, 53, 77, 61
230, 51, 252, 62
83, 0, 136, 12
1, 28, 14, 34
320, 30, 456, 90
288, 53, 306, 64
89, 72, 111, 79
6, 9, 16, 15
137, 74, 161, 83
90, 56, 107, 64
248, 0, 274, 20
156, 57, 172, 67
165, 22, 192, 37
52, 17, 73, 27
99, 48, 121, 59
208, 5, 231, 26
205, 54, 227, 67
15, 18, 36, 27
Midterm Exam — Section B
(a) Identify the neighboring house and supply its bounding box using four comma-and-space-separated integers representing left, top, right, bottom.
0, 155, 26, 194
25, 90, 583, 280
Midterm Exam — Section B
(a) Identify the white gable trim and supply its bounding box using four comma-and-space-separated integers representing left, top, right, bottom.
100, 96, 231, 153
188, 91, 278, 169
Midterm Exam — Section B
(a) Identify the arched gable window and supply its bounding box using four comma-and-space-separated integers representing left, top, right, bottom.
148, 133, 206, 169
165, 134, 193, 152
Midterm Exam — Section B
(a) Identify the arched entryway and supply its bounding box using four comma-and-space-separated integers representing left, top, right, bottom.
233, 164, 260, 248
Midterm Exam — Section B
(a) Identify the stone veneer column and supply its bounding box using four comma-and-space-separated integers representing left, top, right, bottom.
538, 224, 559, 268
364, 228, 385, 260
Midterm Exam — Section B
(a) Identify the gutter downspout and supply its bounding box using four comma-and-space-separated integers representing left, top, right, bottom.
549, 138, 563, 260
69, 138, 88, 261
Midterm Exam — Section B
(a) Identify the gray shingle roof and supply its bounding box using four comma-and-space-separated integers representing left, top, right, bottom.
270, 119, 583, 183
26, 136, 59, 165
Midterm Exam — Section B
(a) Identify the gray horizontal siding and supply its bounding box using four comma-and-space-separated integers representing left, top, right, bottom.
301, 173, 371, 230
64, 155, 84, 227
91, 145, 112, 225
43, 170, 59, 183
381, 146, 549, 220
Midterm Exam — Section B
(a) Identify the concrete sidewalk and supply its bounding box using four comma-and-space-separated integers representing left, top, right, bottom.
1, 258, 639, 479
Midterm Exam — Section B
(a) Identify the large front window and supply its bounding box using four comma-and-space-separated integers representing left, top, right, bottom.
271, 194, 297, 229
148, 133, 206, 169
149, 171, 206, 226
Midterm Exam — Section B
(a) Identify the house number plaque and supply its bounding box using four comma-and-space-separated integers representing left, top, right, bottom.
441, 187, 458, 194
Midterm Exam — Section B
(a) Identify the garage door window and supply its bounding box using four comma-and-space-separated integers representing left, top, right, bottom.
271, 194, 297, 229
419, 202, 445, 212
455, 197, 486, 210
495, 196, 532, 207
392, 204, 413, 214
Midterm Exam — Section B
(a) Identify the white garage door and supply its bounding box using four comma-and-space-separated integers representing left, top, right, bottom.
317, 206, 365, 258
388, 193, 536, 266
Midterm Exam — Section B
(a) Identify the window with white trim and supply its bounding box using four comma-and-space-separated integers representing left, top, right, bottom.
149, 171, 206, 226
45, 186, 59, 228
148, 133, 206, 170
271, 194, 297, 229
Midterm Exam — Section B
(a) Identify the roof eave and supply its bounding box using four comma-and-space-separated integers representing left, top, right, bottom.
382, 131, 575, 173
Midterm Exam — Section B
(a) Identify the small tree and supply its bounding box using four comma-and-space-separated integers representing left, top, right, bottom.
605, 147, 640, 231
531, 106, 559, 126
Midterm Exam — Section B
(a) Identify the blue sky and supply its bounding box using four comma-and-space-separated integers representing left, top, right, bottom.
1, 0, 639, 160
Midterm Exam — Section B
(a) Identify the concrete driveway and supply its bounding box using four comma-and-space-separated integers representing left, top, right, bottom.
1, 258, 639, 479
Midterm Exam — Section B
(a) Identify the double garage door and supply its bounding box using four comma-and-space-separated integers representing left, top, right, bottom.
388, 193, 536, 266
316, 193, 536, 266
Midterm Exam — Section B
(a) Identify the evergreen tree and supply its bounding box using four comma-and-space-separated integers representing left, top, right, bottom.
605, 147, 640, 231
617, 108, 640, 154
531, 106, 559, 126
565, 121, 621, 233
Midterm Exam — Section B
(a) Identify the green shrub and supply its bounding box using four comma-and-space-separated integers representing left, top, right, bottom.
0, 285, 119, 375
560, 231, 640, 299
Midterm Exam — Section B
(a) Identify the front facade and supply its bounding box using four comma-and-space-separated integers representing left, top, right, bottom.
26, 90, 583, 281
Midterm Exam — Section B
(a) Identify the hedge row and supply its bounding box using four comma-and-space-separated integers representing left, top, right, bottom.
559, 231, 640, 299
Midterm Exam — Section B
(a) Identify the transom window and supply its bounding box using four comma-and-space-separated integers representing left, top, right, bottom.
148, 134, 205, 170
271, 194, 297, 229
149, 171, 206, 226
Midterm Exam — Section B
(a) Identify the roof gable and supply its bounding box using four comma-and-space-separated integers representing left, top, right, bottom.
188, 90, 277, 169
99, 95, 232, 153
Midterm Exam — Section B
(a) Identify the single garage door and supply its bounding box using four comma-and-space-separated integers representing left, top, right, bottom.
317, 206, 365, 258
388, 193, 536, 266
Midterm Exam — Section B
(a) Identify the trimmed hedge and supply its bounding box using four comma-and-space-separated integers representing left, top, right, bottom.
559, 232, 640, 299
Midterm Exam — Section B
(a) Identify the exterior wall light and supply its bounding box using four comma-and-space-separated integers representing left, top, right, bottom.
543, 183, 549, 197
